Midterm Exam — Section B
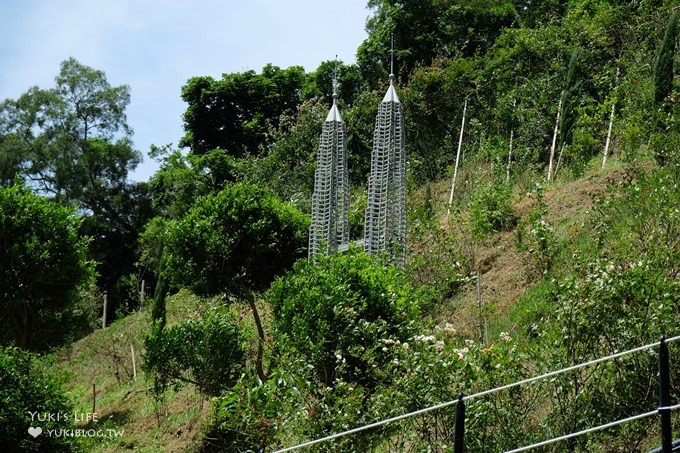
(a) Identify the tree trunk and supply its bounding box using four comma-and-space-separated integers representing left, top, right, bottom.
246, 295, 267, 382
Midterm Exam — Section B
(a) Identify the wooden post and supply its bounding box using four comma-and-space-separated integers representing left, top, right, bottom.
506, 128, 514, 183
506, 98, 516, 183
603, 67, 619, 168
102, 292, 108, 329
547, 96, 563, 182
131, 344, 137, 381
140, 279, 145, 308
477, 271, 487, 344
448, 99, 467, 216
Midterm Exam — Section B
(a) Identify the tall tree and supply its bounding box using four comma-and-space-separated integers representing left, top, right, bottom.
652, 11, 679, 166
0, 58, 140, 215
162, 183, 309, 381
654, 11, 679, 108
0, 58, 152, 314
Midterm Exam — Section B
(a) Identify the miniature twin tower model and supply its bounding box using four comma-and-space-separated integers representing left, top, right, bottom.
308, 66, 406, 267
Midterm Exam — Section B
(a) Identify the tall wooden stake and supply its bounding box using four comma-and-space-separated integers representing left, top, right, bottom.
140, 279, 145, 308
506, 99, 516, 183
102, 292, 108, 329
448, 99, 467, 215
130, 345, 137, 381
547, 96, 563, 182
603, 67, 620, 168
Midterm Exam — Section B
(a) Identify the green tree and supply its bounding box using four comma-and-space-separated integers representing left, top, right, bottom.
180, 64, 305, 156
654, 11, 679, 108
0, 58, 152, 315
0, 184, 94, 351
163, 183, 309, 381
0, 58, 140, 215
301, 60, 363, 106
652, 11, 679, 165
357, 0, 517, 87
0, 347, 77, 452
558, 51, 581, 152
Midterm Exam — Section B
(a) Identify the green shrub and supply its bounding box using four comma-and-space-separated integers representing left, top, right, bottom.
0, 347, 77, 452
516, 183, 556, 277
144, 306, 246, 397
0, 183, 95, 351
269, 248, 420, 389
468, 181, 516, 237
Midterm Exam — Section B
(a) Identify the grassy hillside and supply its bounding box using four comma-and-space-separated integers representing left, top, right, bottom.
51, 291, 217, 452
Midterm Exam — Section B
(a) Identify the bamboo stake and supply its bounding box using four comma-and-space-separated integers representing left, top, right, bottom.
507, 99, 516, 183
448, 99, 467, 215
602, 68, 619, 168
506, 129, 514, 184
130, 345, 137, 381
140, 279, 145, 308
547, 96, 563, 182
102, 292, 108, 329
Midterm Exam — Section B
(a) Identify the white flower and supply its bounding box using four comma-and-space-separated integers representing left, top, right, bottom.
443, 323, 456, 334
454, 346, 469, 360
500, 332, 512, 343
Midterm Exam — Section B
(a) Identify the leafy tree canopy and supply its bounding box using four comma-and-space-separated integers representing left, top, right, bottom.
0, 58, 141, 224
180, 64, 305, 157
162, 182, 309, 298
269, 248, 420, 388
0, 183, 94, 351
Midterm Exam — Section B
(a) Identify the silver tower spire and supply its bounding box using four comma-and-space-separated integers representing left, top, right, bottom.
309, 60, 349, 258
364, 38, 406, 267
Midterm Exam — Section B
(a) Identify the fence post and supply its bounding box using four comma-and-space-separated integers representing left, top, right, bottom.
102, 292, 108, 329
454, 393, 465, 453
659, 337, 673, 453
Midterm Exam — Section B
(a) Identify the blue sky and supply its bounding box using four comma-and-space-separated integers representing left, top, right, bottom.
0, 0, 369, 181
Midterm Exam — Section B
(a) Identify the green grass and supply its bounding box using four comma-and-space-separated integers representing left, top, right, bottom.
45, 289, 214, 452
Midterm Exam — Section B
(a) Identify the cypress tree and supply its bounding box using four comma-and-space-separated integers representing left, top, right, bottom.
558, 51, 580, 151
151, 253, 168, 332
654, 11, 679, 109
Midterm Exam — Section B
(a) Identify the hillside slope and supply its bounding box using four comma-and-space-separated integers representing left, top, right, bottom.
53, 158, 639, 451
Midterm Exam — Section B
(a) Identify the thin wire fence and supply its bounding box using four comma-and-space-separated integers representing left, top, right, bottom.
273, 334, 680, 453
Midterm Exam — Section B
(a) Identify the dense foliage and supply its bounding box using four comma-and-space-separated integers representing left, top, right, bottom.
0, 184, 94, 351
162, 182, 308, 297
269, 249, 420, 388
0, 347, 76, 452
144, 306, 246, 397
